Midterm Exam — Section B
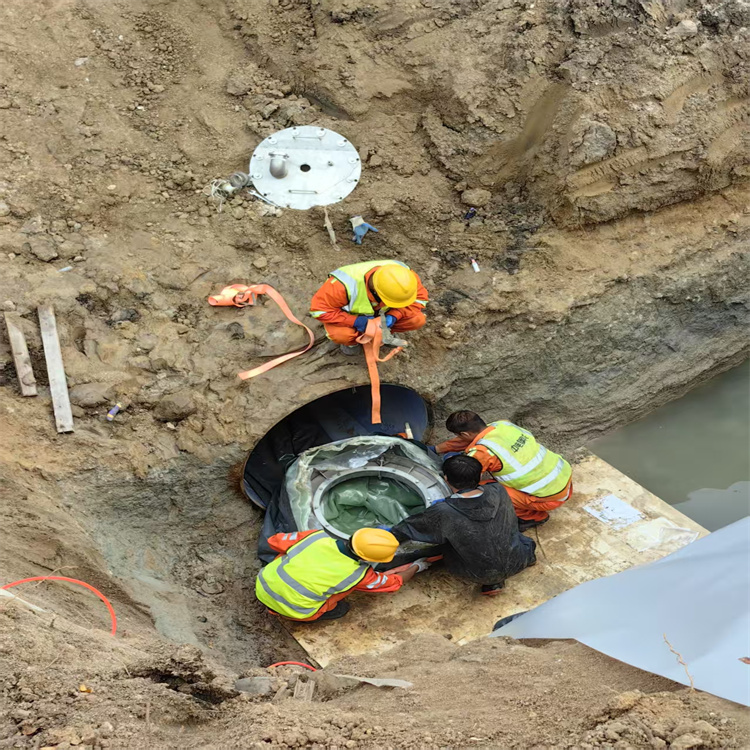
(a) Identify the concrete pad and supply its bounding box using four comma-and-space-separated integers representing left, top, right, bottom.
286, 455, 708, 667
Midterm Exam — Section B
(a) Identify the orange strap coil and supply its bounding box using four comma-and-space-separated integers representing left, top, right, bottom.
208, 284, 314, 380
356, 318, 402, 424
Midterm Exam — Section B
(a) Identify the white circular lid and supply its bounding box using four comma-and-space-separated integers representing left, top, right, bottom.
248, 126, 361, 210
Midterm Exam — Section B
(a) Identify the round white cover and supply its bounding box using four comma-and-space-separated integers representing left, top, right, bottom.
249, 126, 361, 210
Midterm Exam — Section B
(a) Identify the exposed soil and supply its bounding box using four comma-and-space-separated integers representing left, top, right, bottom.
2, 606, 748, 749
0, 0, 749, 746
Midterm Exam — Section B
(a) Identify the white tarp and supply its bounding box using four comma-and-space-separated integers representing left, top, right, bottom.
492, 517, 750, 706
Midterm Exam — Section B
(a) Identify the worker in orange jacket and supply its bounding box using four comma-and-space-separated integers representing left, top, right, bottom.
256, 528, 430, 621
436, 411, 574, 530
310, 260, 429, 353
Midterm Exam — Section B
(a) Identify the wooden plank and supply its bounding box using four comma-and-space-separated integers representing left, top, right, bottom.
37, 305, 74, 433
3, 312, 37, 396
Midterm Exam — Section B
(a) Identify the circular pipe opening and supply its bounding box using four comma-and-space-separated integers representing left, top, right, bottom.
242, 385, 430, 509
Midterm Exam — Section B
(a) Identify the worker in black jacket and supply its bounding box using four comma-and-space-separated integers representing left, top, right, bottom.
391, 454, 537, 595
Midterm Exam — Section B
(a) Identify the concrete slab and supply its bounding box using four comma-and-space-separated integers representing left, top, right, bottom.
286, 454, 708, 667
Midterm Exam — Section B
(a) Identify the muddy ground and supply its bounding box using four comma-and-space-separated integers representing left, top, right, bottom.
0, 0, 748, 746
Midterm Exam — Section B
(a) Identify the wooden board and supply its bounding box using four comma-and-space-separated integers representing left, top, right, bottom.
37, 305, 74, 433
287, 455, 708, 667
3, 312, 37, 396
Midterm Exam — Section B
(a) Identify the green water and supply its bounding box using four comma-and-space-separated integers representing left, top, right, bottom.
322, 476, 424, 536
589, 360, 750, 531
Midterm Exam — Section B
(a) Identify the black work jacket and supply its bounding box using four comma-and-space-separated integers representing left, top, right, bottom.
391, 482, 536, 585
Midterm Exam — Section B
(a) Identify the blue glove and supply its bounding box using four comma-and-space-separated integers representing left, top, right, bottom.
384, 314, 396, 328
353, 315, 372, 333
350, 216, 378, 245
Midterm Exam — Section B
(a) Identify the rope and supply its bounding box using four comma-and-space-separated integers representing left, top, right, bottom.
356, 318, 402, 424
207, 284, 315, 379
1, 576, 118, 636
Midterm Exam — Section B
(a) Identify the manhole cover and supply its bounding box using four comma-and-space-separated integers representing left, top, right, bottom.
248, 126, 361, 210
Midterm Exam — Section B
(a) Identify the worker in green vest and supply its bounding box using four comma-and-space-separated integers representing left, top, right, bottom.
436, 411, 574, 530
310, 260, 429, 353
256, 528, 430, 621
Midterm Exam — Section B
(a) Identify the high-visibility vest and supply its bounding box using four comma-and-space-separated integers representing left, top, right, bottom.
470, 421, 572, 497
256, 531, 369, 619
328, 260, 411, 316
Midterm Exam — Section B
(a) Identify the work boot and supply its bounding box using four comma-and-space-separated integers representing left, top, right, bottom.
480, 582, 505, 596
340, 344, 359, 356
317, 600, 351, 620
518, 515, 549, 532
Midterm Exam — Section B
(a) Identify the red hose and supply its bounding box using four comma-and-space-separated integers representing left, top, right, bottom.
267, 661, 317, 671
2, 576, 118, 637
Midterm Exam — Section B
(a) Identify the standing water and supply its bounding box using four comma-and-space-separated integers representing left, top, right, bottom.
589, 360, 750, 531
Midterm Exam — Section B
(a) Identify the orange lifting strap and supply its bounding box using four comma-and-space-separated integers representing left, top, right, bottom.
208, 284, 314, 380
356, 318, 402, 424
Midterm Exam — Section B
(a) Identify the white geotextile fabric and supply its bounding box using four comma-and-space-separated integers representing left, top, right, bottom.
492, 518, 750, 706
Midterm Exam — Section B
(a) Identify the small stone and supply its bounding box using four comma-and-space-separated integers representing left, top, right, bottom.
98, 722, 114, 739
226, 73, 253, 96
670, 734, 703, 750
370, 197, 395, 217
154, 390, 197, 422
74, 57, 88, 66
667, 19, 699, 37
234, 676, 273, 696
69, 382, 115, 408
136, 332, 158, 352
0, 201, 10, 217
252, 256, 268, 269
307, 728, 326, 743
198, 206, 211, 217
673, 721, 719, 738
232, 207, 245, 220
2, 300, 15, 312
571, 120, 617, 166
24, 237, 58, 262
369, 154, 383, 167
0, 99, 11, 109
460, 188, 492, 207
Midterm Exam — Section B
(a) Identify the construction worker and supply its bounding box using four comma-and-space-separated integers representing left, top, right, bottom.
391, 455, 537, 596
255, 527, 430, 621
436, 411, 573, 529
309, 260, 429, 353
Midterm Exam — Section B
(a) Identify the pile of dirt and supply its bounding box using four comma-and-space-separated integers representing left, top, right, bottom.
1, 606, 747, 749
0, 0, 748, 745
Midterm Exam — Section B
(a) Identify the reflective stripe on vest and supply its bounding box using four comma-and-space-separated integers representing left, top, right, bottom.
476, 421, 571, 497
330, 260, 410, 316
256, 531, 369, 618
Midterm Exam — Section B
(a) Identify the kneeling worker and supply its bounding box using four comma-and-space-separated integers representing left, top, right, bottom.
256, 528, 428, 621
438, 411, 573, 528
391, 455, 537, 595
310, 260, 429, 353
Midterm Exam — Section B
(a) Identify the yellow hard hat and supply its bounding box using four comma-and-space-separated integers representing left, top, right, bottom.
351, 528, 399, 563
372, 265, 418, 308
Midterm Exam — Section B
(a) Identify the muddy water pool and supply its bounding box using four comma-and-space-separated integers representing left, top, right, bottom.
589, 360, 750, 531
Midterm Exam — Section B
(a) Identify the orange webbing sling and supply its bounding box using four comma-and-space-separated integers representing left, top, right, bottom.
208, 284, 314, 380
356, 318, 402, 424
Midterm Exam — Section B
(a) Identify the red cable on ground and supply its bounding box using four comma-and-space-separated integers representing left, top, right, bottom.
267, 661, 317, 671
1, 576, 118, 637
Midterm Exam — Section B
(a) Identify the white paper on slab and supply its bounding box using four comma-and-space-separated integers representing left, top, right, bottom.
583, 493, 645, 529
